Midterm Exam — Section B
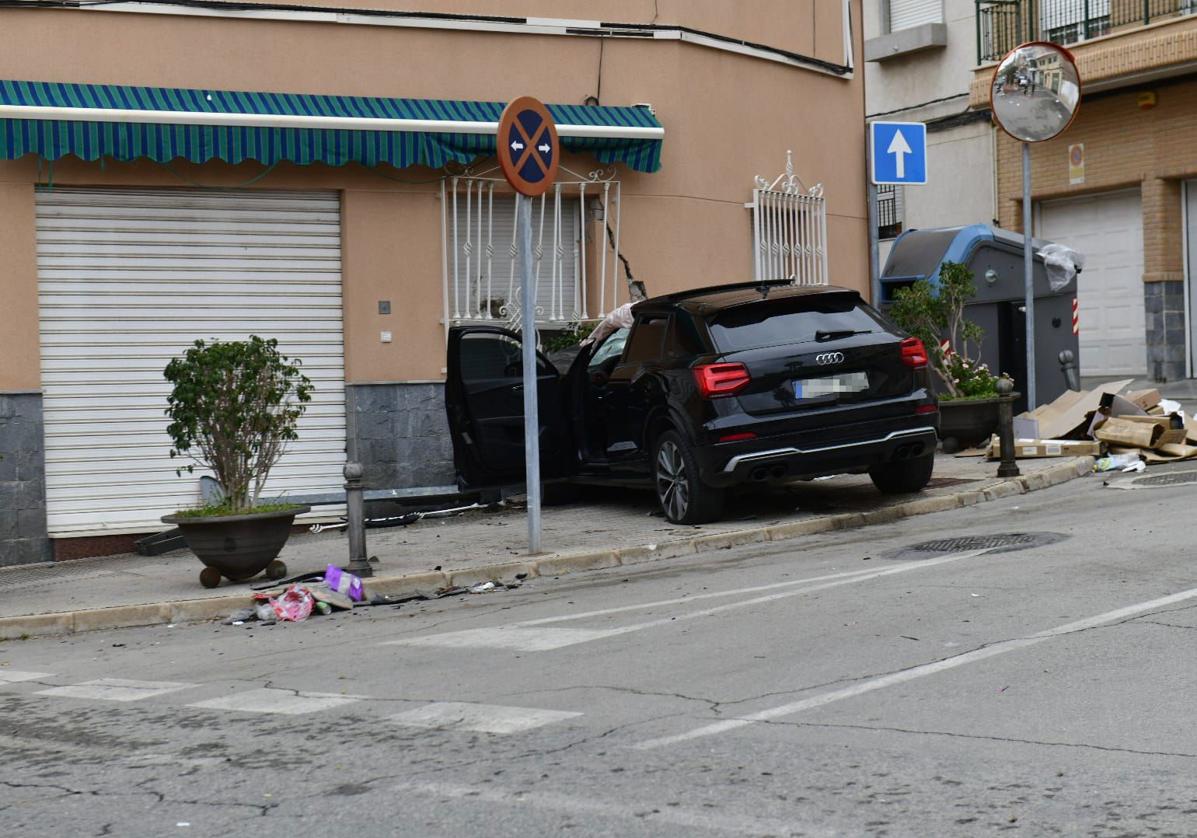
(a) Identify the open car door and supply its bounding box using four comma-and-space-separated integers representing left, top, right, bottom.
445, 325, 572, 490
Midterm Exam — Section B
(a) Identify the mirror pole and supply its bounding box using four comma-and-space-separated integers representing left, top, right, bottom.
1023, 141, 1036, 410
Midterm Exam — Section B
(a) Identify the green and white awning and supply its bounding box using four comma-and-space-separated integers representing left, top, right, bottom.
0, 80, 665, 172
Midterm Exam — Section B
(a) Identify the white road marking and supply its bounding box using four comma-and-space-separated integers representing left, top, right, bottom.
36, 678, 194, 703
637, 584, 1197, 750
394, 626, 623, 651
389, 702, 581, 734
187, 688, 363, 715
389, 550, 988, 651
0, 670, 52, 683
393, 781, 812, 836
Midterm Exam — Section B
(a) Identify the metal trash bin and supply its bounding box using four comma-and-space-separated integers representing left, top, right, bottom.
879, 224, 1080, 415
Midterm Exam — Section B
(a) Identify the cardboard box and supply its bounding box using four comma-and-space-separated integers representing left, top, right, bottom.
988, 437, 1103, 460
1094, 417, 1163, 449
1116, 413, 1188, 447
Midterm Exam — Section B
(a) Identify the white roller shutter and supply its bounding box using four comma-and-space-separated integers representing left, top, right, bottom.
889, 0, 942, 31
36, 187, 346, 536
1038, 189, 1146, 377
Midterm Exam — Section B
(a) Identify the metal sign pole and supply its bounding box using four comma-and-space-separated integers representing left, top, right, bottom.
518, 192, 542, 554
1023, 141, 1036, 410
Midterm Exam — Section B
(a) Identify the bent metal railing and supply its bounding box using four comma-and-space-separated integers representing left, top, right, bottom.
977, 0, 1197, 63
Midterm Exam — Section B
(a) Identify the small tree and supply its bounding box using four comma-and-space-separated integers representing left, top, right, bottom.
888, 261, 999, 400
164, 336, 312, 512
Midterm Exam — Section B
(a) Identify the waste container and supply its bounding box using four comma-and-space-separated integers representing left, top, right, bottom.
879, 224, 1080, 415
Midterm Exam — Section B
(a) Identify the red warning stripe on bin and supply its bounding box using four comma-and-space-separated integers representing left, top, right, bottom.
1072, 297, 1079, 335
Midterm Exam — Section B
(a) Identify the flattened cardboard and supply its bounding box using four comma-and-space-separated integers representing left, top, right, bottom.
1142, 443, 1197, 464
1022, 379, 1133, 441
987, 437, 1102, 460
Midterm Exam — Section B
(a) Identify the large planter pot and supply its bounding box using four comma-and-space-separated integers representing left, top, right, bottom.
161, 504, 310, 588
938, 396, 1002, 452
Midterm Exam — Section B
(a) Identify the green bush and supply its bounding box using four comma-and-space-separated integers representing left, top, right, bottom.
164, 336, 312, 513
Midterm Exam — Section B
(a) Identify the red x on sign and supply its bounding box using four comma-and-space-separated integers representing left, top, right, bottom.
497, 96, 560, 197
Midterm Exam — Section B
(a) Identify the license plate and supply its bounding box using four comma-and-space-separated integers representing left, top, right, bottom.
794, 372, 868, 399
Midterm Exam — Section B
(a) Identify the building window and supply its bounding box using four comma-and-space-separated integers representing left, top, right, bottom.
877, 184, 904, 240
889, 0, 943, 32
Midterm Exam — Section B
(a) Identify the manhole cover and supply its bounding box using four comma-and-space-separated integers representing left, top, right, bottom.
885, 532, 1068, 560
1130, 470, 1197, 488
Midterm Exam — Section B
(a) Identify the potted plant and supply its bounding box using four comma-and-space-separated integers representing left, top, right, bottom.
161, 336, 313, 588
888, 261, 1009, 451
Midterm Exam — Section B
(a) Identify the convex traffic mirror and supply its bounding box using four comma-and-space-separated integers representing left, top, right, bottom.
991, 42, 1081, 143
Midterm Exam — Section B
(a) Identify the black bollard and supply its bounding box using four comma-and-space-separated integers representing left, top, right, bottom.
996, 376, 1020, 479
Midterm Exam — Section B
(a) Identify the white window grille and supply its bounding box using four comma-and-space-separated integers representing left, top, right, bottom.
749, 150, 829, 286
441, 168, 625, 331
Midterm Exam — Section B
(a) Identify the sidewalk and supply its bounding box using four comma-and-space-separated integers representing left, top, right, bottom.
0, 452, 1095, 638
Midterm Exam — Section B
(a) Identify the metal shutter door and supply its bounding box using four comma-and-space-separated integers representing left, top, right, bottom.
890, 0, 942, 30
1038, 190, 1145, 377
36, 188, 346, 536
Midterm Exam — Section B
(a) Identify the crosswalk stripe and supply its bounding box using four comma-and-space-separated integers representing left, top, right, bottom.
389, 702, 581, 734
0, 670, 52, 683
35, 678, 194, 702
187, 688, 363, 715
386, 626, 623, 651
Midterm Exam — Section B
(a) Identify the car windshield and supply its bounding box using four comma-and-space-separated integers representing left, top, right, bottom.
708, 296, 882, 352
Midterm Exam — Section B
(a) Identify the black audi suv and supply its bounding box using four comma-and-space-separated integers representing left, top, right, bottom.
445, 281, 939, 524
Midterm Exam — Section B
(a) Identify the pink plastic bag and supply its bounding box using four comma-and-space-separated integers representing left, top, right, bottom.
271, 584, 314, 622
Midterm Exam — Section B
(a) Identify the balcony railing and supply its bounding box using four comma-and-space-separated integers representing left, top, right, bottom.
977, 0, 1197, 63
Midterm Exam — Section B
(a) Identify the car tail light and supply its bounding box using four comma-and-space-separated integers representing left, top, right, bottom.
719, 431, 757, 443
915, 404, 939, 415
693, 363, 751, 398
900, 337, 928, 369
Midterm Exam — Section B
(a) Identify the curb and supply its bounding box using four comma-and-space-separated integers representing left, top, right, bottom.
0, 456, 1094, 641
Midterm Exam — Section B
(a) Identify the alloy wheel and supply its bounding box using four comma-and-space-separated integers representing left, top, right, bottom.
656, 440, 690, 522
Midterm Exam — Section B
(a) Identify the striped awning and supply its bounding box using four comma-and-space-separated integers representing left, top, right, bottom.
0, 80, 665, 173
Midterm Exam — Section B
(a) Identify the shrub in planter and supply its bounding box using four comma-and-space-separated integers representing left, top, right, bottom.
161, 336, 313, 587
887, 260, 1003, 401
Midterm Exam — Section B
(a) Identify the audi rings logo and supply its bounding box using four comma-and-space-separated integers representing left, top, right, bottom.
815, 352, 845, 366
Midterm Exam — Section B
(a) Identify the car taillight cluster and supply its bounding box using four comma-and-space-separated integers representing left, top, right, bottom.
693, 362, 750, 398
900, 337, 928, 369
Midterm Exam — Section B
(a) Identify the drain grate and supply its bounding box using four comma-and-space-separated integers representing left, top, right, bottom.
1130, 470, 1197, 488
886, 532, 1068, 560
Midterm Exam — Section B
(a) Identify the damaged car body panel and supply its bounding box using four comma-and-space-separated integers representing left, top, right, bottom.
446, 281, 939, 524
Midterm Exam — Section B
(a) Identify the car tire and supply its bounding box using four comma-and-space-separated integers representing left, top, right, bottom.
869, 453, 935, 494
653, 430, 725, 524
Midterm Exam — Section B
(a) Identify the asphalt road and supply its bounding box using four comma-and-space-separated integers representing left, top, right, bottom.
2, 466, 1196, 837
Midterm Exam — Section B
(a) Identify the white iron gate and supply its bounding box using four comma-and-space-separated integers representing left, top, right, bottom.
442, 168, 625, 331
749, 151, 829, 286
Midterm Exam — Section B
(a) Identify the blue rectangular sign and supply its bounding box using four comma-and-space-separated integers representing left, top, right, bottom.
870, 121, 927, 185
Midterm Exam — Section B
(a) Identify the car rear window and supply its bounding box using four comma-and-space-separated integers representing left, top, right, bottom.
708, 295, 883, 352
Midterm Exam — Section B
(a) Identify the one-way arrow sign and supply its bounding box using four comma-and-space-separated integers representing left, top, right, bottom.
870, 121, 927, 185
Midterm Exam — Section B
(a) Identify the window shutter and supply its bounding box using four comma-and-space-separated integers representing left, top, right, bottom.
889, 0, 942, 31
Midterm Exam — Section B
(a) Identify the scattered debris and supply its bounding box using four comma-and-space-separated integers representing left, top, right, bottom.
271, 585, 315, 622
975, 382, 1197, 468
324, 565, 366, 602
469, 581, 497, 594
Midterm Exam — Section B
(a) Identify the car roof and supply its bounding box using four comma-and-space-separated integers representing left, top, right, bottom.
637, 282, 861, 317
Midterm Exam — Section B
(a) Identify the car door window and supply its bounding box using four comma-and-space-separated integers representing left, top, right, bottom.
587, 327, 631, 374
622, 316, 669, 366
460, 332, 554, 381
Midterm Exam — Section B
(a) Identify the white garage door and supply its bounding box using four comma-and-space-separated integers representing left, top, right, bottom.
36, 188, 346, 537
1038, 190, 1145, 377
